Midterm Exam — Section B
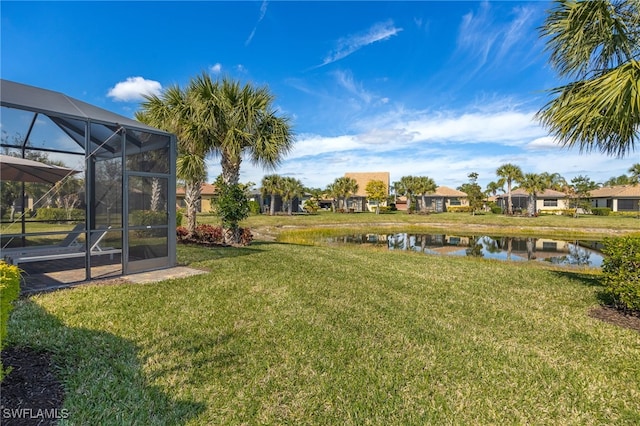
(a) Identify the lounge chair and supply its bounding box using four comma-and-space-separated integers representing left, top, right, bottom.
2, 225, 120, 265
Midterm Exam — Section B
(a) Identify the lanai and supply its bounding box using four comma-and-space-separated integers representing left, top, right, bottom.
1, 79, 177, 284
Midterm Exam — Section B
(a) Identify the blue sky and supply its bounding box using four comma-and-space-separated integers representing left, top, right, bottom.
2, 1, 638, 190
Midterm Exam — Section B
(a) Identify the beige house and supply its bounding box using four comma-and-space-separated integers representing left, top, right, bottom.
176, 183, 218, 213
590, 185, 640, 212
344, 172, 391, 212
396, 186, 468, 212
497, 188, 570, 214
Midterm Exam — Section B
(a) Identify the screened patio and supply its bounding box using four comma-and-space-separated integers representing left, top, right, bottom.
0, 79, 177, 285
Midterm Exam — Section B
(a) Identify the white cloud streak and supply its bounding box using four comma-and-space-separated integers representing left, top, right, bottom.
245, 0, 269, 46
107, 77, 162, 102
319, 20, 403, 67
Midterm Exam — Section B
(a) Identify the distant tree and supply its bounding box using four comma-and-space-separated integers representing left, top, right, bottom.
280, 177, 304, 215
332, 177, 359, 211
603, 174, 631, 187
568, 175, 599, 217
629, 163, 640, 185
458, 172, 484, 215
261, 174, 283, 216
537, 0, 640, 157
539, 172, 568, 191
496, 163, 523, 215
484, 181, 503, 198
365, 180, 388, 214
395, 176, 419, 213
414, 176, 437, 213
518, 173, 548, 216
325, 182, 339, 212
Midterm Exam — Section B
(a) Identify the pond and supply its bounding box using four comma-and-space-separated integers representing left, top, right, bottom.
326, 233, 605, 268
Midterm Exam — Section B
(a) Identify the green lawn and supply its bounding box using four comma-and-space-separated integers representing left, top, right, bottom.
7, 237, 640, 424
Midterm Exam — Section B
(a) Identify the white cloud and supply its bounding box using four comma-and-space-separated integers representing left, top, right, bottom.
107, 77, 162, 102
320, 20, 403, 67
526, 136, 559, 150
210, 63, 222, 74
246, 0, 269, 46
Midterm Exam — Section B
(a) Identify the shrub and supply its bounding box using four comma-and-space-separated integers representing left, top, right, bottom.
1, 261, 21, 382
131, 210, 167, 237
239, 228, 254, 245
490, 205, 503, 214
561, 209, 577, 217
194, 224, 224, 244
601, 236, 640, 312
36, 207, 85, 222
248, 200, 261, 215
447, 206, 473, 213
591, 207, 611, 216
176, 209, 184, 227
176, 226, 189, 241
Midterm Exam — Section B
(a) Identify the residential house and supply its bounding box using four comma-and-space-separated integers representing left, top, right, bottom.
176, 183, 218, 213
590, 185, 640, 212
496, 188, 570, 214
344, 172, 391, 212
396, 186, 468, 212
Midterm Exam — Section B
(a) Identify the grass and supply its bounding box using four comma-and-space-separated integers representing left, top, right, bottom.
7, 237, 640, 424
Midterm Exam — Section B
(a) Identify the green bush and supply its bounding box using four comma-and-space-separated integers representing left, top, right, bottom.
131, 210, 167, 237
601, 236, 640, 312
36, 207, 85, 222
591, 207, 611, 216
447, 206, 473, 213
1, 261, 21, 382
490, 205, 503, 214
248, 200, 261, 215
176, 209, 184, 227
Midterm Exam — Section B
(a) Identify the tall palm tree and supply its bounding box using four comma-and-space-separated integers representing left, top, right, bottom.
325, 182, 339, 212
496, 163, 523, 215
136, 85, 206, 235
137, 73, 294, 241
261, 174, 283, 216
280, 177, 304, 215
518, 173, 548, 216
414, 176, 437, 212
537, 0, 640, 157
629, 163, 640, 185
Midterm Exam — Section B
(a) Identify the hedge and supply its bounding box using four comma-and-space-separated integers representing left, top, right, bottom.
601, 236, 640, 312
0, 261, 21, 382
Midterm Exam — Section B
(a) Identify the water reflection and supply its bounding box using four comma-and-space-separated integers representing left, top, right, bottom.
327, 234, 604, 268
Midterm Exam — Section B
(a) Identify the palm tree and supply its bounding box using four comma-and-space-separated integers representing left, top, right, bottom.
395, 176, 419, 212
261, 174, 283, 216
280, 177, 304, 215
325, 182, 339, 212
496, 163, 523, 215
537, 0, 640, 157
539, 172, 568, 191
518, 173, 548, 216
137, 73, 294, 242
484, 181, 503, 198
136, 85, 206, 235
333, 177, 358, 211
414, 176, 437, 213
629, 163, 640, 185
187, 75, 295, 186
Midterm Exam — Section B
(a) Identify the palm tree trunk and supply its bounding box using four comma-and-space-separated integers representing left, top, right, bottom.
507, 182, 513, 215
221, 154, 241, 186
270, 192, 276, 216
184, 180, 202, 235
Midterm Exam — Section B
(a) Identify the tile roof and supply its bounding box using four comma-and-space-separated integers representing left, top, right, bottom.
590, 185, 640, 198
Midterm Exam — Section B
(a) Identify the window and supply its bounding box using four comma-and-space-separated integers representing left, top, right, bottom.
449, 198, 461, 206
618, 199, 635, 211
543, 199, 558, 207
